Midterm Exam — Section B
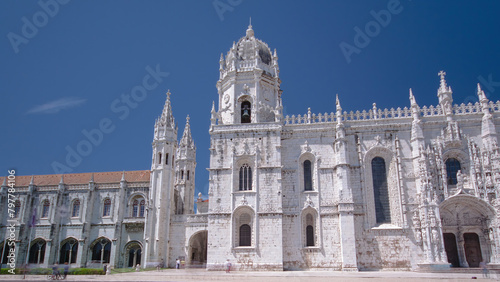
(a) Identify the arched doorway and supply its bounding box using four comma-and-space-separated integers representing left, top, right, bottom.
464, 233, 482, 267
124, 241, 142, 268
440, 195, 495, 267
188, 231, 207, 267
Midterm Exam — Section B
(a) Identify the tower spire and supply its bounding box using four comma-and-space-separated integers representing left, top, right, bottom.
160, 90, 175, 128
180, 115, 194, 148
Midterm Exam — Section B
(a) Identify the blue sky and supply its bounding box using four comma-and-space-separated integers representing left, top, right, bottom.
1, 0, 500, 198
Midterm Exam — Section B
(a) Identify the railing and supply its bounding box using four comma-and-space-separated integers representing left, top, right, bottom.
283, 101, 500, 125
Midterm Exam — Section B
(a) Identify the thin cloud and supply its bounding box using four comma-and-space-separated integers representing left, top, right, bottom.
27, 97, 86, 114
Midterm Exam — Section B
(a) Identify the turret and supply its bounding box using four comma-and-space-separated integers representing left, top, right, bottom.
144, 90, 178, 267
216, 23, 281, 125
174, 115, 196, 214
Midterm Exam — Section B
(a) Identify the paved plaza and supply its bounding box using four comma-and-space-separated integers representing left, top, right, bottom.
0, 269, 498, 282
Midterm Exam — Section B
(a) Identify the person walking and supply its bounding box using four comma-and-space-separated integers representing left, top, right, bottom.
224, 259, 231, 273
480, 260, 489, 278
176, 258, 180, 269
63, 262, 69, 279
52, 263, 60, 280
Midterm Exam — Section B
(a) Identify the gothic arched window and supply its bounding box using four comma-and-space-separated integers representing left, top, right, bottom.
239, 224, 251, 246
187, 170, 190, 181
91, 239, 111, 263
28, 239, 46, 264
165, 153, 169, 165
239, 164, 252, 191
103, 198, 111, 217
60, 239, 78, 264
132, 200, 139, 217
303, 160, 313, 191
139, 200, 145, 217
71, 199, 80, 217
372, 157, 391, 224
446, 158, 461, 185
241, 101, 251, 123
41, 200, 50, 218
158, 153, 162, 164
14, 201, 21, 218
305, 213, 315, 246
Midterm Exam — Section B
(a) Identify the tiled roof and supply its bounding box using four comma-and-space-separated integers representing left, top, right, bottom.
0, 170, 150, 187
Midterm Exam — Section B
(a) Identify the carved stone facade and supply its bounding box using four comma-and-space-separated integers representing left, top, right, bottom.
1, 25, 500, 271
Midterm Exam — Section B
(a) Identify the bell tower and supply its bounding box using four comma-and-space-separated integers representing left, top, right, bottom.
215, 23, 283, 125
144, 90, 177, 267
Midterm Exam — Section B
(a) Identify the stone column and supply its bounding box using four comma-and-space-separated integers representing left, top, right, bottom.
456, 231, 469, 267
339, 202, 358, 271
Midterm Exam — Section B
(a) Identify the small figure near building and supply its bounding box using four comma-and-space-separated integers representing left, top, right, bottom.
224, 259, 231, 273
176, 258, 180, 269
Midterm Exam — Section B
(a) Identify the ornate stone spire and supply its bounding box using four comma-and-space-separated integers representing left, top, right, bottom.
59, 175, 64, 184
180, 115, 195, 149
436, 70, 454, 119
121, 171, 126, 182
438, 70, 450, 94
409, 88, 420, 120
477, 83, 497, 149
90, 173, 94, 183
159, 90, 175, 128
335, 94, 345, 139
30, 175, 34, 185
409, 89, 424, 143
2, 177, 6, 187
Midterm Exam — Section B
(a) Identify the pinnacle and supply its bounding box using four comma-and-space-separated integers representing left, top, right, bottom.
180, 115, 194, 148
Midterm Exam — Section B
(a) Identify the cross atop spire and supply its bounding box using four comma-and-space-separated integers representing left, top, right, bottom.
438, 70, 446, 80
438, 70, 451, 93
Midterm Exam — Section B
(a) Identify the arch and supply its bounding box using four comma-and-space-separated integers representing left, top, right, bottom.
233, 206, 255, 247
440, 195, 494, 267
71, 199, 80, 218
299, 152, 316, 192
0, 241, 12, 264
124, 241, 143, 268
372, 157, 390, 224
60, 237, 78, 264
129, 194, 146, 218
241, 101, 251, 123
102, 198, 111, 217
364, 146, 400, 226
90, 237, 111, 264
158, 152, 162, 164
28, 238, 46, 264
41, 199, 50, 218
445, 158, 461, 185
301, 207, 318, 247
239, 164, 252, 191
13, 200, 21, 218
187, 230, 208, 266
